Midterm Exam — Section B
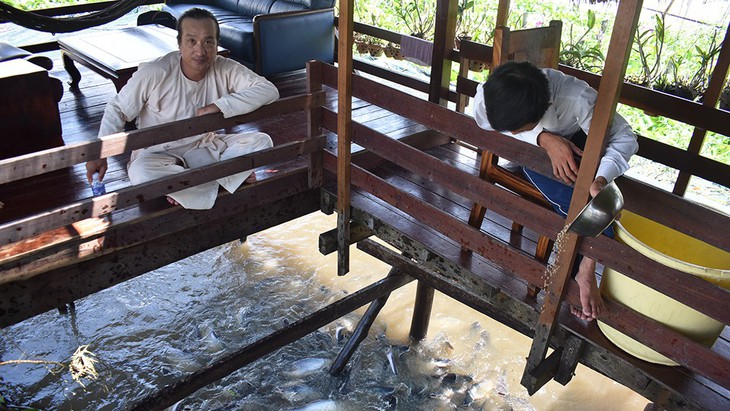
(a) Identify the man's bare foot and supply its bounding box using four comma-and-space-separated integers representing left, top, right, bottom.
572, 257, 604, 321
245, 172, 257, 184
167, 196, 180, 206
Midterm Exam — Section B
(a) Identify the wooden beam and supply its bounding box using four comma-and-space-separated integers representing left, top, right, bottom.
522, 0, 644, 395
318, 222, 373, 255
336, 0, 355, 276
322, 152, 549, 287
0, 137, 326, 245
0, 93, 324, 184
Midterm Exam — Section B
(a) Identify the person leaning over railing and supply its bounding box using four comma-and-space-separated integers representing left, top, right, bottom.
85, 7, 279, 210
473, 61, 638, 321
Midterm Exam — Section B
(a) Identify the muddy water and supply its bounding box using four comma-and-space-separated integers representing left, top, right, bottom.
0, 213, 648, 410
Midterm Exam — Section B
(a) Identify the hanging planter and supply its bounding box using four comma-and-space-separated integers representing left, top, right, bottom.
355, 41, 370, 55
384, 43, 403, 60
368, 43, 384, 58
469, 60, 487, 72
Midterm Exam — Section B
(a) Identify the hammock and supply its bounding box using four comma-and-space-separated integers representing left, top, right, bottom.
0, 0, 149, 33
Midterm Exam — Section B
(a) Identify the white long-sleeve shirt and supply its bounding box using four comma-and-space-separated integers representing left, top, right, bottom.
473, 68, 638, 183
98, 51, 279, 162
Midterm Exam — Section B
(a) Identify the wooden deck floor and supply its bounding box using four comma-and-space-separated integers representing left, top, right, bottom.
3, 52, 729, 409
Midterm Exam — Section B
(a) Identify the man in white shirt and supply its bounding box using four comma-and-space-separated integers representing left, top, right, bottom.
86, 7, 280, 210
474, 61, 638, 321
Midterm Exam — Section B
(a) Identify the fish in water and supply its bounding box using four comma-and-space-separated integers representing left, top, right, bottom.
275, 383, 320, 404
287, 399, 337, 411
284, 357, 329, 378
193, 322, 227, 354
385, 347, 398, 375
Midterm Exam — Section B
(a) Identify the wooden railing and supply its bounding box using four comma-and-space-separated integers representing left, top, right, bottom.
344, 21, 730, 198
312, 60, 730, 398
0, 90, 326, 327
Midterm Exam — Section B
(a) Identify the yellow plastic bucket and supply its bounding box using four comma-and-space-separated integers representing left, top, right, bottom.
598, 211, 730, 365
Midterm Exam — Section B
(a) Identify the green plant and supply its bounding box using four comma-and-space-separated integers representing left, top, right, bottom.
387, 0, 436, 39
633, 13, 666, 86
455, 0, 489, 43
560, 9, 605, 72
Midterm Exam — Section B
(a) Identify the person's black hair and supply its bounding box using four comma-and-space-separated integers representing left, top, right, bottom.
176, 8, 220, 44
482, 61, 550, 132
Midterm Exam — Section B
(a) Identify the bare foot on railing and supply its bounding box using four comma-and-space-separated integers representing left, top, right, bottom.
571, 257, 604, 321
167, 196, 180, 206
245, 172, 257, 184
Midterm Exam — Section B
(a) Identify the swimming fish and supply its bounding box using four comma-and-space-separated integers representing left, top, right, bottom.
385, 347, 398, 375
284, 357, 329, 377
276, 383, 320, 403
287, 399, 337, 411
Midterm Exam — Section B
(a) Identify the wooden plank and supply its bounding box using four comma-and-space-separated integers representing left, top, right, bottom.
0, 161, 310, 281
0, 93, 325, 184
0, 137, 326, 244
336, 0, 355, 276
635, 136, 730, 188
318, 222, 372, 255
322, 152, 549, 288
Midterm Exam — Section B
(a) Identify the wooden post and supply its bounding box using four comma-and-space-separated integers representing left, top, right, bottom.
428, 0, 457, 105
329, 267, 402, 375
337, 0, 354, 276
306, 61, 323, 189
496, 0, 510, 27
521, 0, 644, 395
673, 22, 730, 196
409, 281, 435, 341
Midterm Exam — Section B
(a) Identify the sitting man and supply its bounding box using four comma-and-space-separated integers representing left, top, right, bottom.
86, 7, 279, 210
474, 61, 638, 321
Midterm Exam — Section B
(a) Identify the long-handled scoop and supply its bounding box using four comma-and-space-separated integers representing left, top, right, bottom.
567, 180, 624, 237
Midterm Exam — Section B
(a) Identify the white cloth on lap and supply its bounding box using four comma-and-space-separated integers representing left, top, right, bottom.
128, 131, 273, 210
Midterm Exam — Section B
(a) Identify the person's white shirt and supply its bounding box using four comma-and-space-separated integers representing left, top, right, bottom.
473, 68, 638, 183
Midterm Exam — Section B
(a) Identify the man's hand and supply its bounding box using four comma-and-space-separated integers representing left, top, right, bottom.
196, 103, 221, 117
86, 158, 108, 184
590, 176, 608, 198
537, 131, 583, 185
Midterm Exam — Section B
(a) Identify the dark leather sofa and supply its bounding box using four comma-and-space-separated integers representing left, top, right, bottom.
163, 0, 335, 76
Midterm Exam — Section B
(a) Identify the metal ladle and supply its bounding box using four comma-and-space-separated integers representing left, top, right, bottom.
567, 180, 624, 237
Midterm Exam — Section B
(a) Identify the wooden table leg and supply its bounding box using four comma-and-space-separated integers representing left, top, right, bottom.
61, 52, 82, 90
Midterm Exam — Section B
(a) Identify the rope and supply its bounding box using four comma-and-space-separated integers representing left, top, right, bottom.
0, 0, 149, 33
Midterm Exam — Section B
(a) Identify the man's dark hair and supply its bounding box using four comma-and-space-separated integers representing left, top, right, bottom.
176, 8, 220, 44
482, 61, 550, 132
